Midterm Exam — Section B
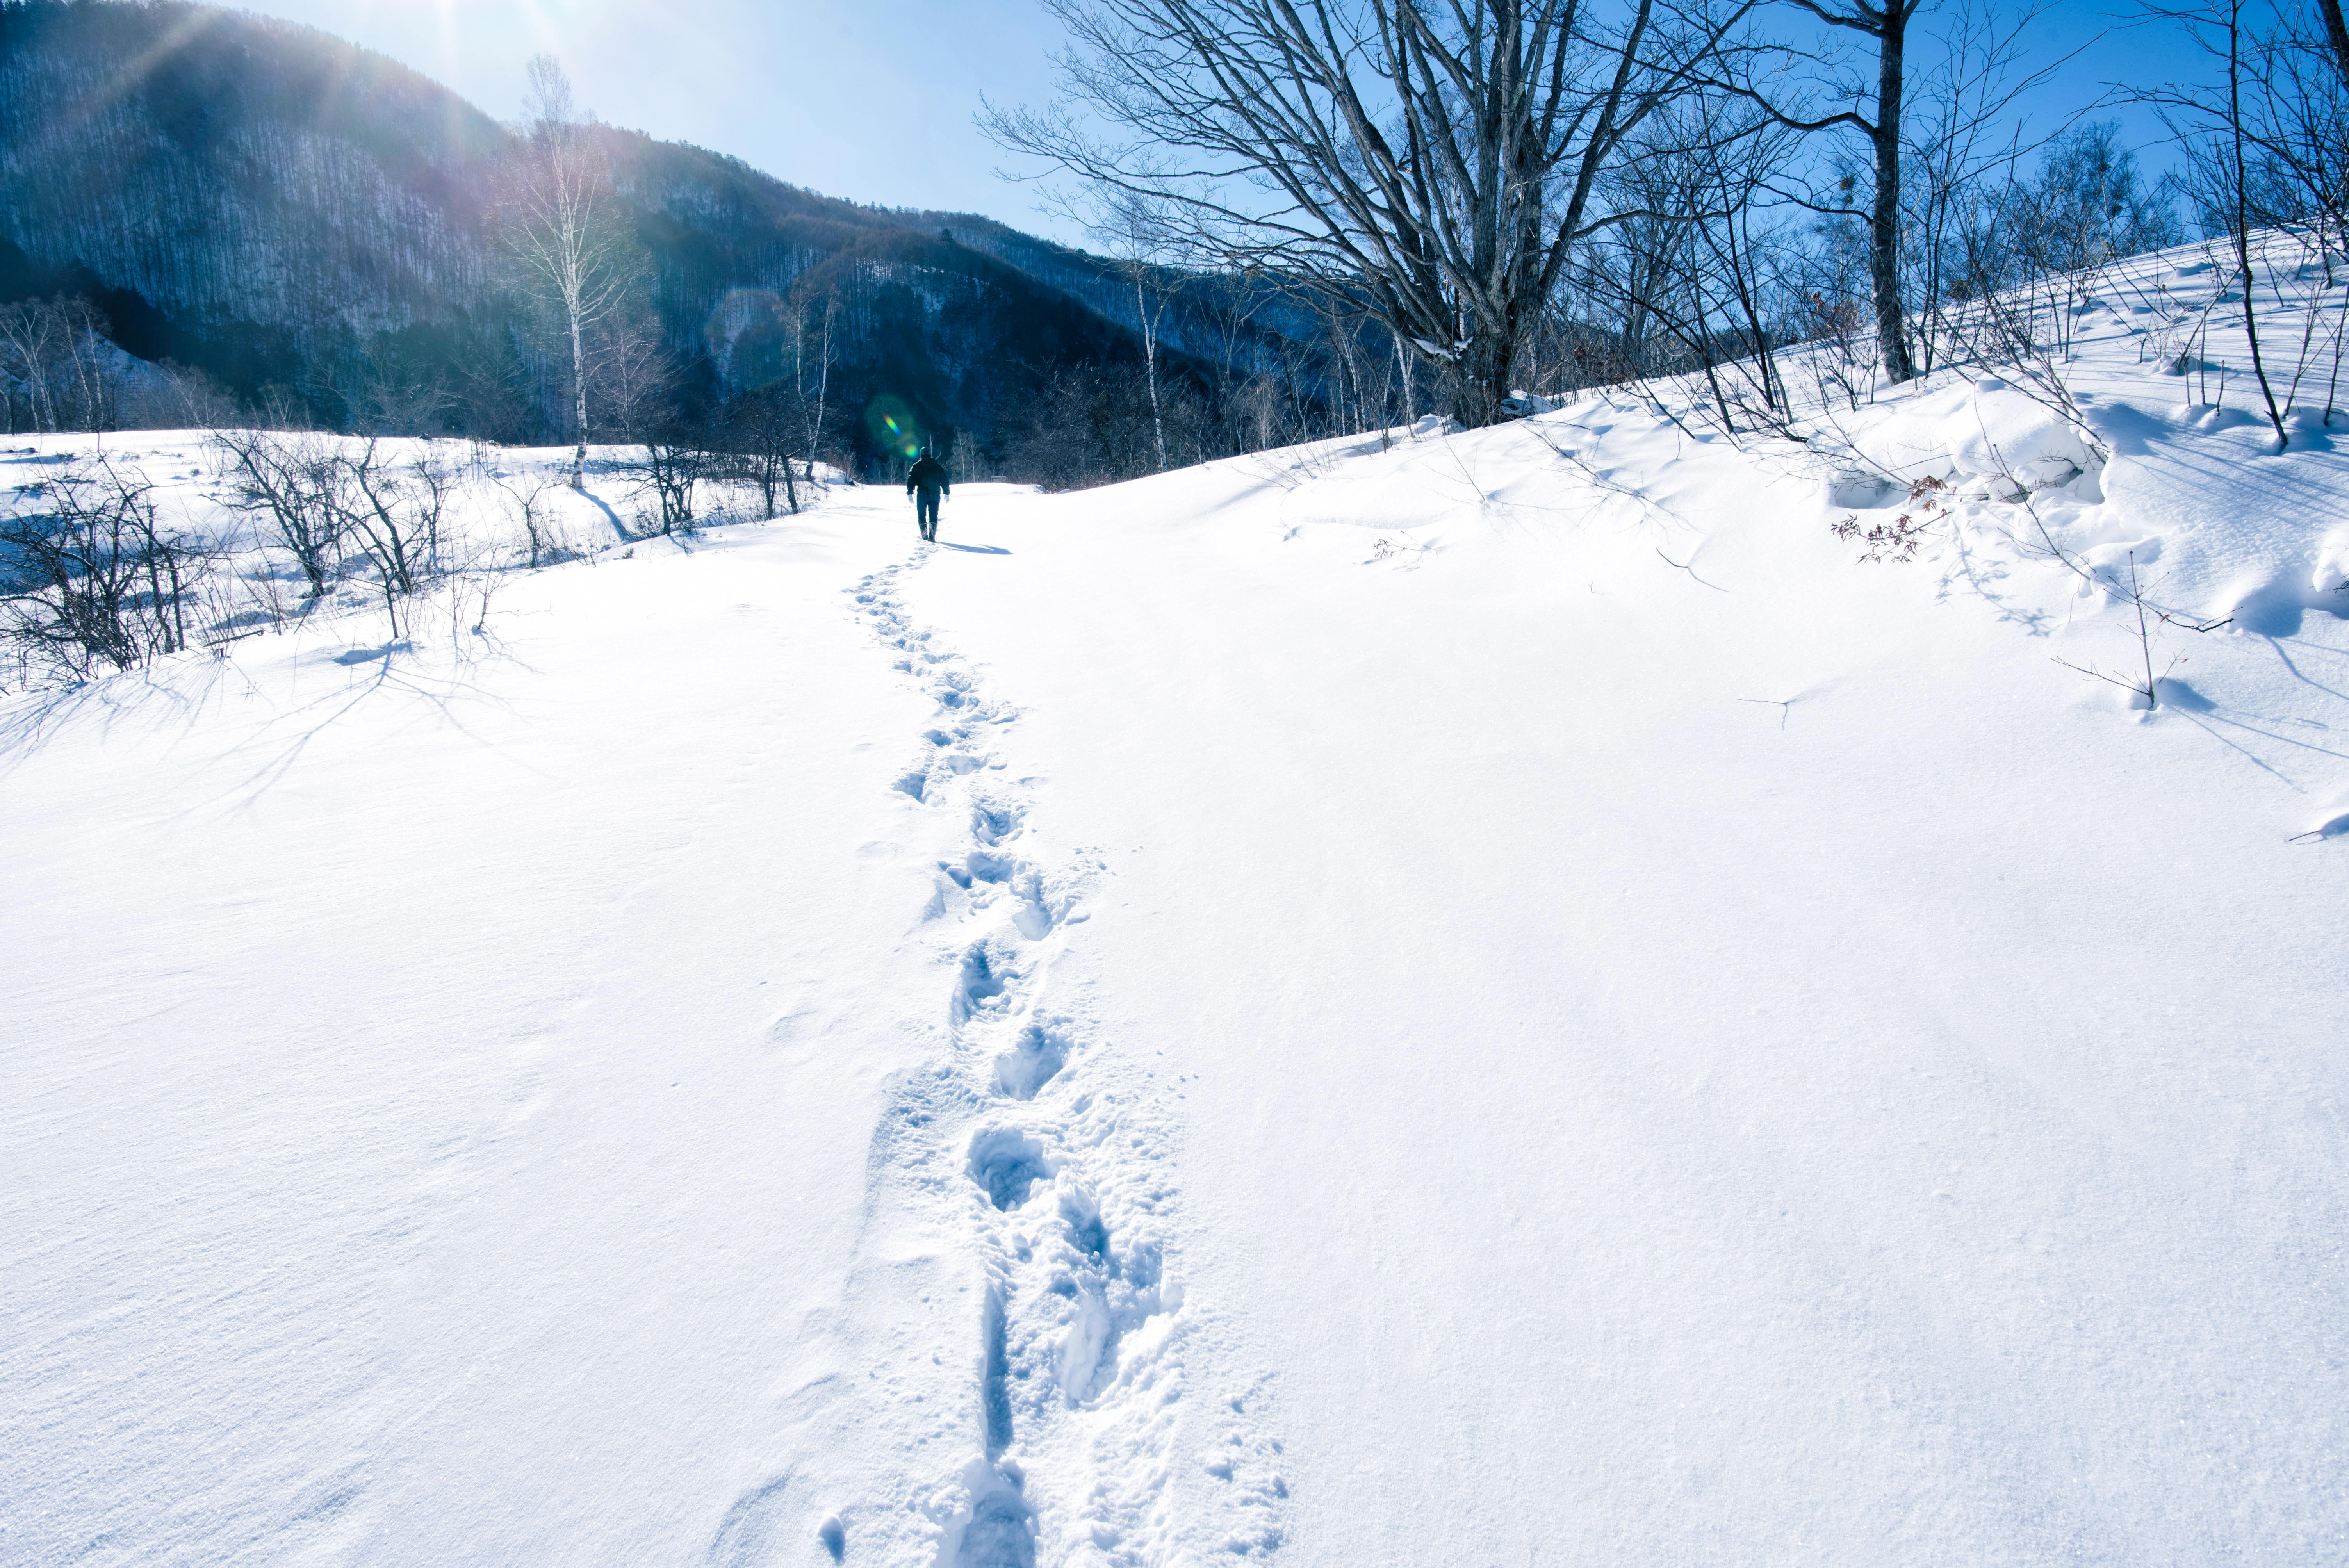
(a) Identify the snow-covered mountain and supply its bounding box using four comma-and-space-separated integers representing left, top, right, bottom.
4, 238, 2346, 1564
0, 0, 1243, 446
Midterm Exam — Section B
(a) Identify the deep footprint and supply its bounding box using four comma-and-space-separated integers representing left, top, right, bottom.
952, 946, 1009, 1023
969, 1128, 1050, 1210
994, 1023, 1069, 1101
955, 1491, 1036, 1568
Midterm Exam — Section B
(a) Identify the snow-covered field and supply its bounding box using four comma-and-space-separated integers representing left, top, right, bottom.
6, 245, 2348, 1565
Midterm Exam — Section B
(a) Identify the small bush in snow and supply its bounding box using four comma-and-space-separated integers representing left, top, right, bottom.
0, 456, 215, 684
1831, 475, 1948, 564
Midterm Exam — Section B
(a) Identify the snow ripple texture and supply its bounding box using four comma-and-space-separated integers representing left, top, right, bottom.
847, 547, 1285, 1567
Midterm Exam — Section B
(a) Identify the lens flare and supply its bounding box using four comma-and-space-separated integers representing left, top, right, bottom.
863, 394, 925, 458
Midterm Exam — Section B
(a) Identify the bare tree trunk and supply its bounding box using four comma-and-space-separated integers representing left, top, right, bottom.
812, 294, 834, 467
2226, 0, 2288, 449
1136, 273, 1166, 470
1458, 328, 1516, 429
1870, 4, 1918, 385
1716, 2, 1927, 386
569, 311, 589, 487
2321, 0, 2349, 91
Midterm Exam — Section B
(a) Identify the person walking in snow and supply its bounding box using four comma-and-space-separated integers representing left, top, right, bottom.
906, 447, 950, 543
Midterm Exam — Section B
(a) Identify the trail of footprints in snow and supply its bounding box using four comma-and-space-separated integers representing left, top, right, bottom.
845, 550, 1286, 1567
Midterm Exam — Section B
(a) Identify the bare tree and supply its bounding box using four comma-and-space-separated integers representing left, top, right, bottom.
1894, 2, 2048, 377
986, 0, 1749, 428
1584, 93, 1805, 430
2216, 0, 2287, 448
0, 296, 124, 433
0, 298, 67, 433
499, 56, 645, 488
589, 312, 676, 441
146, 361, 242, 430
405, 443, 460, 576
1006, 364, 1181, 486
2140, 0, 2349, 426
453, 328, 538, 444
1081, 193, 1184, 468
492, 469, 563, 567
790, 275, 844, 467
950, 426, 987, 481
628, 426, 708, 535
349, 344, 455, 436
1697, 0, 2082, 396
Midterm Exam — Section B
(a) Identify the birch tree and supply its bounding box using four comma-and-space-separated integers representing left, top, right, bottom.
1092, 194, 1180, 468
791, 276, 843, 467
499, 56, 642, 488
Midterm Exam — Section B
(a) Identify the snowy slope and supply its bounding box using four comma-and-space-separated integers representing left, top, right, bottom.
6, 241, 2349, 1566
2, 498, 980, 1563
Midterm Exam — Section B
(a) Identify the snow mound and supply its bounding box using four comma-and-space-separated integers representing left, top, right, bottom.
1943, 378, 2094, 489
2315, 525, 2349, 595
1280, 472, 1456, 531
1846, 378, 2096, 500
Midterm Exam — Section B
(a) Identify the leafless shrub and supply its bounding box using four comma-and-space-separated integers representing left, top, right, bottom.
211, 429, 344, 597
1830, 474, 1949, 562
725, 386, 814, 519
625, 433, 707, 535
492, 469, 563, 567
2051, 548, 2187, 710
337, 439, 446, 636
0, 457, 214, 683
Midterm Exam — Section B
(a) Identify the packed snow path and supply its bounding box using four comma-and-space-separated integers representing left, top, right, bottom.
830, 545, 1280, 1565
6, 327, 2349, 1566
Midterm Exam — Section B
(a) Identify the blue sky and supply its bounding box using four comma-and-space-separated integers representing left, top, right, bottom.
230, 0, 1086, 236
227, 0, 2208, 248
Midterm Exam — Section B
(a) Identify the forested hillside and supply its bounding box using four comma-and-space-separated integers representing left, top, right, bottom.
0, 0, 1271, 468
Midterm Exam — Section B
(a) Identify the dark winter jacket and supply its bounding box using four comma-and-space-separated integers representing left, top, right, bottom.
905, 455, 950, 496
